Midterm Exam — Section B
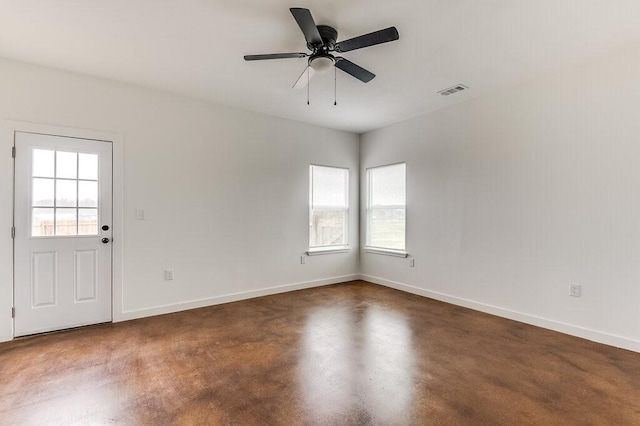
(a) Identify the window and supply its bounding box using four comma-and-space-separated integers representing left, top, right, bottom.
309, 165, 349, 253
366, 163, 406, 254
31, 149, 99, 237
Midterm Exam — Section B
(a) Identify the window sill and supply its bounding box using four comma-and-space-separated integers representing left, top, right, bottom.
363, 247, 409, 258
306, 247, 350, 256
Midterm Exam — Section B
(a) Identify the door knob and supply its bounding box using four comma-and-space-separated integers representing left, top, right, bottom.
101, 238, 110, 243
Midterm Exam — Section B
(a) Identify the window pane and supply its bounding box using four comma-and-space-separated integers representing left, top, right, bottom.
32, 208, 54, 236
310, 209, 346, 247
32, 178, 54, 207
56, 208, 77, 235
56, 180, 77, 207
369, 208, 405, 250
311, 166, 348, 208
78, 181, 98, 207
309, 165, 349, 249
79, 209, 98, 235
370, 163, 406, 206
33, 149, 55, 177
367, 163, 406, 251
56, 151, 77, 179
79, 153, 98, 180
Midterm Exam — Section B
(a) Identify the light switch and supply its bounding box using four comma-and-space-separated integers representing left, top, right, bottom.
135, 208, 145, 220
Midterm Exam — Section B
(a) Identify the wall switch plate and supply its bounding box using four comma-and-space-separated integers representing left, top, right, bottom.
135, 208, 145, 220
300, 256, 306, 264
164, 270, 174, 281
570, 284, 581, 297
409, 258, 415, 267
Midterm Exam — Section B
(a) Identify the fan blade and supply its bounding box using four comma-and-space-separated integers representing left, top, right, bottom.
335, 58, 375, 83
290, 8, 323, 47
244, 53, 307, 61
292, 66, 316, 89
335, 27, 399, 53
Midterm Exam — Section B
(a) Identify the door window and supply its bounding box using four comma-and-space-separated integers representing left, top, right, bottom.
31, 149, 99, 236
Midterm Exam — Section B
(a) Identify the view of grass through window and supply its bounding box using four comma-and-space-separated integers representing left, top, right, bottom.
367, 163, 406, 251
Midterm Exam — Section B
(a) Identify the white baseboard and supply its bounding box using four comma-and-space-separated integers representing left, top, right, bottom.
9, 272, 639, 355
360, 274, 640, 354
116, 274, 360, 322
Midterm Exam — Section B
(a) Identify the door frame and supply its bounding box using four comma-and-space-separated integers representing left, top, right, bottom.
0, 119, 124, 341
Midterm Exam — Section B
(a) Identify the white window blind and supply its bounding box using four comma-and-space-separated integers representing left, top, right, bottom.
309, 165, 349, 252
366, 163, 406, 253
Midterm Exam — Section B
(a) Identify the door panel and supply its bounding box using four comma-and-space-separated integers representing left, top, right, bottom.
14, 132, 112, 336
75, 249, 98, 302
31, 251, 58, 307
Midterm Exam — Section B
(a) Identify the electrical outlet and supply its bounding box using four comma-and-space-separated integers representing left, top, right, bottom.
164, 270, 174, 281
300, 256, 306, 264
570, 284, 581, 297
409, 258, 415, 267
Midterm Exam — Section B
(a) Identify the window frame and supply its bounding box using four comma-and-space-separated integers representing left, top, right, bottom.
30, 148, 101, 238
308, 164, 350, 255
364, 162, 407, 257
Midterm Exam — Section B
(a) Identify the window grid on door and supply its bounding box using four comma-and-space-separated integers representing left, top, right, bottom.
31, 149, 99, 237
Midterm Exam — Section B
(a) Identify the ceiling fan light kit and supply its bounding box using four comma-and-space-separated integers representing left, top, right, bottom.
309, 55, 334, 72
243, 7, 399, 104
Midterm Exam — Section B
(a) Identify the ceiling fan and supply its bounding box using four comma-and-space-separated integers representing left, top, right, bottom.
244, 8, 399, 89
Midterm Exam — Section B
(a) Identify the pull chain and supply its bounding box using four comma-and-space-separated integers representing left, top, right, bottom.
334, 66, 337, 106
307, 67, 310, 105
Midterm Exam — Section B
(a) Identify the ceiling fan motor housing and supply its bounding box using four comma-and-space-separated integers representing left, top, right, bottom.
308, 25, 338, 72
315, 25, 338, 51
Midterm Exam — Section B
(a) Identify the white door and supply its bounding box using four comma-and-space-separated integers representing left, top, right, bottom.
14, 132, 112, 336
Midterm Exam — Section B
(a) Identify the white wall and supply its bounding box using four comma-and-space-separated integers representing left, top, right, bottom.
0, 58, 359, 341
360, 47, 640, 352
3, 46, 639, 352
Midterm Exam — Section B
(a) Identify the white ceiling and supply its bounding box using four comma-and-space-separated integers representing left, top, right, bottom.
1, 1, 639, 133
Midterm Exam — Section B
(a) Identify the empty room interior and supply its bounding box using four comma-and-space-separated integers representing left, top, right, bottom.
1, 1, 640, 424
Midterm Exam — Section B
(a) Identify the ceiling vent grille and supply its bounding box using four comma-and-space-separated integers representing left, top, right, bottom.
438, 84, 468, 96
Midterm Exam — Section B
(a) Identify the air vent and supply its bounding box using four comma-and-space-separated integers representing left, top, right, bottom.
438, 84, 468, 96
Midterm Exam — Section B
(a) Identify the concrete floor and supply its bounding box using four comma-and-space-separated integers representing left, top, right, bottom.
1, 280, 639, 425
